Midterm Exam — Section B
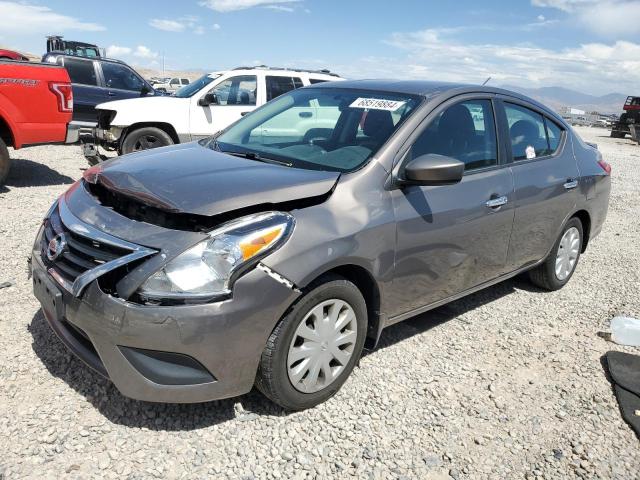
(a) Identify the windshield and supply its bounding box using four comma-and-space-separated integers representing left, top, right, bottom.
212, 88, 422, 172
174, 73, 220, 98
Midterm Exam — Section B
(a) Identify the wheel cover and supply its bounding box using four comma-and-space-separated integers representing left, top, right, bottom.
555, 226, 580, 281
133, 135, 164, 151
287, 298, 358, 394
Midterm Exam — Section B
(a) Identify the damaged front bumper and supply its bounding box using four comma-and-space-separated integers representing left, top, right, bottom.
31, 199, 302, 403
82, 126, 124, 165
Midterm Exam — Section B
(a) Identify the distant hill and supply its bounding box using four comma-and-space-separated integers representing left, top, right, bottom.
501, 85, 628, 114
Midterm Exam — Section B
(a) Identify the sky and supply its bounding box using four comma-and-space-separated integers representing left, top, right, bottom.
1, 0, 639, 95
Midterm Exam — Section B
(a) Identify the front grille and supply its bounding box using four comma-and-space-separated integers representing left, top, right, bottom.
41, 207, 130, 286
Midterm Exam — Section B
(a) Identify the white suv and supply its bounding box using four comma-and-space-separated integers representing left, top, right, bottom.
152, 77, 190, 93
84, 66, 342, 161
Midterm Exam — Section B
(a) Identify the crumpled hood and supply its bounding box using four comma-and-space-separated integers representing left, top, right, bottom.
85, 142, 340, 217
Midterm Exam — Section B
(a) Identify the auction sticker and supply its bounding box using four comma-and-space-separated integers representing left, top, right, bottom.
350, 97, 406, 111
525, 145, 536, 159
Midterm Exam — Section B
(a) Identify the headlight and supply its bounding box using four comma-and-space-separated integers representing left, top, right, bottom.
138, 212, 294, 302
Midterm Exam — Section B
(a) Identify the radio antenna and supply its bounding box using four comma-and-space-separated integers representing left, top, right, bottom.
482, 77, 492, 86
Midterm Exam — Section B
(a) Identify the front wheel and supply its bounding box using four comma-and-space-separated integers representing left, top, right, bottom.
120, 127, 174, 154
256, 275, 367, 410
0, 137, 11, 185
528, 217, 583, 291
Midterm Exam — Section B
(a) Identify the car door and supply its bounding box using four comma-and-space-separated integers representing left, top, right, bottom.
61, 57, 104, 123
498, 99, 579, 270
388, 97, 515, 317
99, 61, 150, 103
189, 74, 259, 139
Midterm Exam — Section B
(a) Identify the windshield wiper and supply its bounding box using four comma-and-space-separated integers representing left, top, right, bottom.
223, 150, 293, 167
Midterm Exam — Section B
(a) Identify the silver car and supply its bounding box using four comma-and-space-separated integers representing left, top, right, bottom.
32, 80, 611, 410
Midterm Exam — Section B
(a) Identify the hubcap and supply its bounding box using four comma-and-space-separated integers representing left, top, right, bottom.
287, 299, 358, 394
134, 135, 163, 151
555, 226, 580, 281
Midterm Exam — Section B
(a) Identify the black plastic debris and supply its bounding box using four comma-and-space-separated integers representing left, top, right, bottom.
605, 351, 640, 437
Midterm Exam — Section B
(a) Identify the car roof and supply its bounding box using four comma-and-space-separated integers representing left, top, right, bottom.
43, 52, 126, 65
309, 79, 564, 122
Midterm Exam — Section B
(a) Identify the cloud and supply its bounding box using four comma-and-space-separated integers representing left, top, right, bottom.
212, 23, 221, 30
149, 19, 186, 32
333, 28, 640, 95
532, 0, 640, 36
105, 45, 132, 57
133, 45, 158, 59
0, 1, 105, 34
199, 0, 300, 12
149, 16, 207, 34
265, 5, 295, 11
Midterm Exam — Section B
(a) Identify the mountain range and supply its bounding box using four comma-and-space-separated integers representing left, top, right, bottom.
500, 85, 628, 114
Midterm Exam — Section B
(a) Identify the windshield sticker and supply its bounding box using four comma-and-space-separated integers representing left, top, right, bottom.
350, 98, 406, 111
525, 145, 536, 159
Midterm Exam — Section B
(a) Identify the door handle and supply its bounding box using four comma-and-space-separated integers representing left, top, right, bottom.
486, 195, 508, 209
241, 111, 250, 116
563, 179, 578, 190
107, 91, 116, 96
299, 111, 313, 118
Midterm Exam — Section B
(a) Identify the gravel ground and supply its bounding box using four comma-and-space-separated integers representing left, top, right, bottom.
0, 127, 638, 479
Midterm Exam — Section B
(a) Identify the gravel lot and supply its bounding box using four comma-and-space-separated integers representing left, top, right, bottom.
0, 127, 638, 479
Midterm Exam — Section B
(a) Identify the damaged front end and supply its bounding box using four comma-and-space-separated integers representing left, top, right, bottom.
58, 147, 339, 305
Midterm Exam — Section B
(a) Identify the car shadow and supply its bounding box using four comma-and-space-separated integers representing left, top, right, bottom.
0, 158, 75, 193
370, 275, 541, 353
29, 275, 541, 429
28, 310, 284, 431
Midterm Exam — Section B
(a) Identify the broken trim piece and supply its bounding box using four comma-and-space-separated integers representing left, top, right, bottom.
257, 263, 300, 292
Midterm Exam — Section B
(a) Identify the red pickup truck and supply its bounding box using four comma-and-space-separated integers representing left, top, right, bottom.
0, 60, 76, 184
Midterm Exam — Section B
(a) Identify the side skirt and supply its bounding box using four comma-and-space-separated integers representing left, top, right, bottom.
383, 260, 541, 329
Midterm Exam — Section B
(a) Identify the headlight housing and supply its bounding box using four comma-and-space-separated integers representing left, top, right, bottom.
138, 212, 294, 303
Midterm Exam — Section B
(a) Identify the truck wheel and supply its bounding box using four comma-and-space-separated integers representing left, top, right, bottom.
121, 127, 174, 154
0, 137, 11, 185
255, 274, 367, 411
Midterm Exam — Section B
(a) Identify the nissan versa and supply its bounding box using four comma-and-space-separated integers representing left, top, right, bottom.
32, 80, 611, 410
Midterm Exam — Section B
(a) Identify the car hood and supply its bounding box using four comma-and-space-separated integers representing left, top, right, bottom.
84, 142, 340, 217
96, 95, 187, 112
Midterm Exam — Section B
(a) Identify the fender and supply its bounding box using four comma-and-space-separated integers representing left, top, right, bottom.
0, 100, 23, 148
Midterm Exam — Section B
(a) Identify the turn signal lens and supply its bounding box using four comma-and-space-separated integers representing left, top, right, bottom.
239, 226, 284, 260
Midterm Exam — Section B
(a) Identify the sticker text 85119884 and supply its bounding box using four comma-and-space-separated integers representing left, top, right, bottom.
350, 97, 406, 112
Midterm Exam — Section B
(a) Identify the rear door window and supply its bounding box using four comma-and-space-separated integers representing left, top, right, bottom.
64, 58, 98, 86
504, 103, 551, 160
545, 118, 563, 154
266, 76, 304, 101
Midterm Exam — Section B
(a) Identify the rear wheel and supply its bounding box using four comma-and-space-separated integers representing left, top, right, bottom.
121, 127, 174, 154
528, 217, 583, 291
0, 137, 11, 185
256, 275, 367, 410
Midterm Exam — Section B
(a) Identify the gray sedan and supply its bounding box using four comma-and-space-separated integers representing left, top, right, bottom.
32, 80, 611, 410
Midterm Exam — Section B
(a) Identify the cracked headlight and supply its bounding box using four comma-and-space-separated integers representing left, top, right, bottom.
138, 212, 294, 302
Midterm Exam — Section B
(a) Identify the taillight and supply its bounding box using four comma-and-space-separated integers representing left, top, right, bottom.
598, 159, 611, 175
48, 82, 73, 113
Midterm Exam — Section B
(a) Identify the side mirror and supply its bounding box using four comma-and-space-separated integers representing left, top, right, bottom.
401, 154, 464, 186
141, 85, 151, 96
198, 92, 218, 106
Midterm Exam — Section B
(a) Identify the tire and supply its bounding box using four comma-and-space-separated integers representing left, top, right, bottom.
0, 137, 11, 185
121, 127, 174, 154
528, 217, 583, 291
255, 274, 367, 410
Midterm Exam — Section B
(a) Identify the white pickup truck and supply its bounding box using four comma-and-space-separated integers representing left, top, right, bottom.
84, 66, 342, 162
